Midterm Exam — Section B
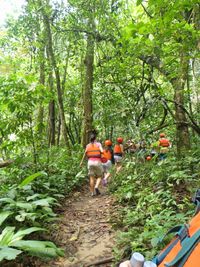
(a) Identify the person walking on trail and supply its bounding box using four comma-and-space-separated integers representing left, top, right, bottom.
158, 133, 171, 160
114, 137, 124, 173
102, 140, 115, 186
80, 133, 103, 197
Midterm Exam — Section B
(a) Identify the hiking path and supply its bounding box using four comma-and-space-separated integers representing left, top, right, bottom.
40, 186, 119, 267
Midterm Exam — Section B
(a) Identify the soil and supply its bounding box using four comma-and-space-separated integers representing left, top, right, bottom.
39, 185, 118, 267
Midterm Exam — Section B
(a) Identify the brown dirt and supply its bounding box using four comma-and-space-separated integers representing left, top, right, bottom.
40, 185, 117, 267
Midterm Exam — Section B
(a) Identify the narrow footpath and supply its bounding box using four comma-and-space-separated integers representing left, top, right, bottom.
41, 186, 118, 267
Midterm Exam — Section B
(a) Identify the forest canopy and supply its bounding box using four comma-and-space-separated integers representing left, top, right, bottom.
0, 0, 200, 265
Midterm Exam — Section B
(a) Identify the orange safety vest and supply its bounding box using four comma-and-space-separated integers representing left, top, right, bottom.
114, 144, 122, 156
159, 138, 170, 147
86, 143, 101, 158
102, 149, 112, 160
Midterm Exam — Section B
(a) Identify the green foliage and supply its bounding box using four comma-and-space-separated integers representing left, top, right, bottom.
111, 150, 200, 260
0, 0, 200, 265
0, 145, 85, 263
18, 172, 47, 188
0, 213, 64, 262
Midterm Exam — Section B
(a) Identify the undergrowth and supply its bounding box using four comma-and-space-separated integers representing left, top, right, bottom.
110, 149, 200, 262
0, 145, 86, 264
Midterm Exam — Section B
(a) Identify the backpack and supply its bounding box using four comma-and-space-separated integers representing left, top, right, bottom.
152, 190, 200, 267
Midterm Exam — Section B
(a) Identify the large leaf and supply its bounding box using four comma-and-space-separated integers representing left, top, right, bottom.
18, 172, 46, 188
10, 227, 44, 243
26, 193, 41, 201
32, 197, 56, 207
12, 240, 64, 258
0, 211, 12, 227
15, 212, 37, 222
0, 227, 15, 245
0, 246, 22, 261
0, 198, 15, 204
15, 202, 34, 211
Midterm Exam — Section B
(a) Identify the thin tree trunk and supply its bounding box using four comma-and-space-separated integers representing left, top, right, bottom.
40, 1, 70, 148
48, 100, 55, 146
82, 32, 95, 147
46, 49, 56, 146
37, 45, 45, 136
57, 115, 61, 146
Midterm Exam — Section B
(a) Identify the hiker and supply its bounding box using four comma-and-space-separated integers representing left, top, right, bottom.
102, 140, 115, 186
114, 137, 124, 173
158, 133, 171, 160
135, 139, 147, 163
125, 139, 137, 154
80, 133, 103, 196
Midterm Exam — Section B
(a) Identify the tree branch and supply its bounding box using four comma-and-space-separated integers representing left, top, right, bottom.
141, 3, 153, 18
0, 160, 13, 168
163, 97, 200, 135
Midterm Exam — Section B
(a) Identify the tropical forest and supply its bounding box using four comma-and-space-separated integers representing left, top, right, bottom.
0, 0, 200, 266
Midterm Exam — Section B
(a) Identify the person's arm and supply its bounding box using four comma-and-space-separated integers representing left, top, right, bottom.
99, 144, 103, 153
80, 150, 87, 167
120, 144, 124, 155
119, 260, 131, 267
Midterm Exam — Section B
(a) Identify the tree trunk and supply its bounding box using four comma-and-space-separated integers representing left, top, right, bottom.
57, 115, 61, 146
82, 32, 95, 147
40, 1, 70, 148
46, 50, 56, 147
171, 54, 190, 156
37, 45, 45, 136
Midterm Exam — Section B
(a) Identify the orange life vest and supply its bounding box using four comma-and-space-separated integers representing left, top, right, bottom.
86, 143, 101, 158
156, 211, 200, 267
159, 138, 170, 147
114, 144, 122, 156
102, 149, 112, 160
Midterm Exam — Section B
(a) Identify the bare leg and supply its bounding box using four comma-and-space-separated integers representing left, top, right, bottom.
116, 162, 122, 173
90, 176, 95, 194
105, 172, 111, 181
95, 177, 102, 189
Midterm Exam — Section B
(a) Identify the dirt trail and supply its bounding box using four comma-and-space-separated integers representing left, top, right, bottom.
41, 186, 117, 267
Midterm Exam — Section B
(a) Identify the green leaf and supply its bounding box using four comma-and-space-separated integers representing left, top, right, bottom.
32, 197, 56, 207
26, 193, 41, 201
0, 211, 12, 227
16, 202, 34, 211
0, 198, 15, 204
0, 246, 22, 261
125, 192, 132, 199
12, 240, 64, 258
151, 237, 160, 247
18, 172, 46, 188
15, 214, 26, 222
10, 227, 44, 243
0, 227, 15, 245
75, 171, 84, 178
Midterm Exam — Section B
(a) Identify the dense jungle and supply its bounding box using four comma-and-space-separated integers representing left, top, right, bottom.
0, 0, 200, 266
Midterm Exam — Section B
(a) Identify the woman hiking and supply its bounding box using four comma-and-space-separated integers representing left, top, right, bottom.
80, 133, 103, 196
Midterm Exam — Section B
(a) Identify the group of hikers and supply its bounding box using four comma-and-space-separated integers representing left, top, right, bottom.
80, 132, 124, 196
80, 131, 171, 197
125, 132, 171, 161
